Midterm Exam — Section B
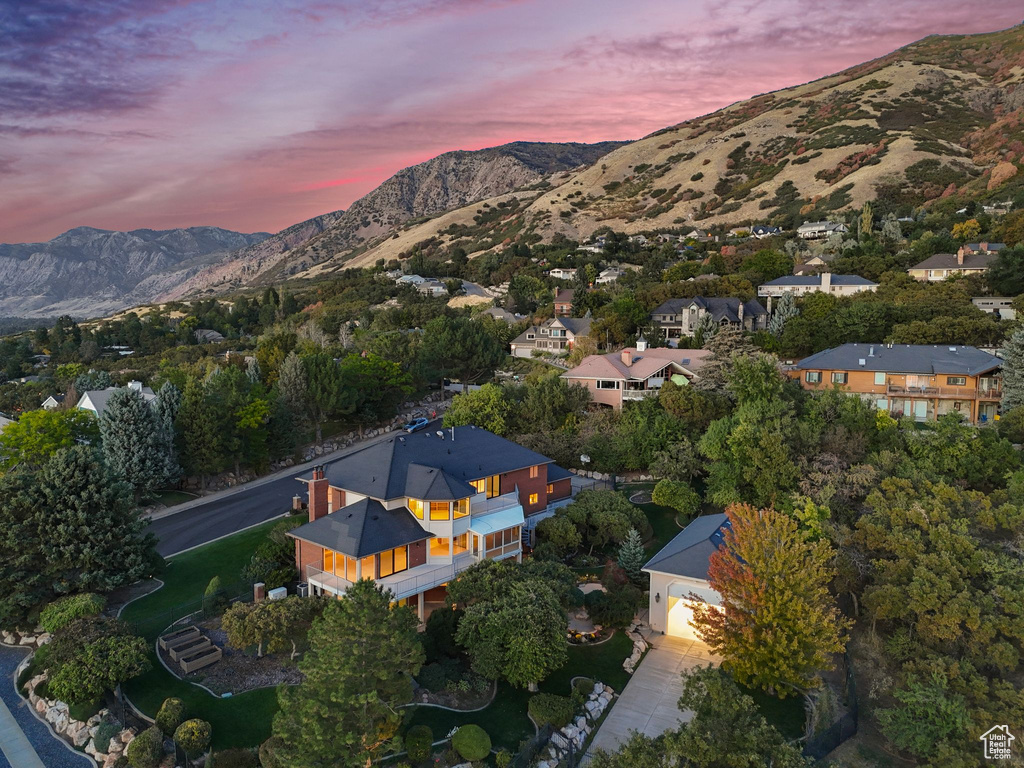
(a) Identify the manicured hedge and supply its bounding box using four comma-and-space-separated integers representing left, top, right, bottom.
405, 724, 434, 763
528, 693, 575, 728
452, 724, 491, 761
39, 593, 106, 633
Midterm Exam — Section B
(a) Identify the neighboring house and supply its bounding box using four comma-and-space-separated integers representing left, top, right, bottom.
510, 316, 592, 358
685, 229, 715, 243
972, 297, 1017, 321
595, 267, 625, 285
644, 513, 729, 640
794, 254, 834, 275
288, 426, 575, 618
792, 343, 1002, 423
77, 381, 156, 418
577, 244, 604, 254
727, 227, 751, 238
554, 288, 575, 316
417, 279, 448, 298
907, 243, 1004, 281
480, 307, 524, 323
797, 221, 848, 239
650, 296, 768, 339
396, 274, 427, 286
656, 233, 681, 244
751, 224, 782, 239
41, 394, 65, 410
549, 268, 577, 281
561, 338, 712, 410
194, 328, 226, 344
757, 273, 877, 307
629, 235, 649, 246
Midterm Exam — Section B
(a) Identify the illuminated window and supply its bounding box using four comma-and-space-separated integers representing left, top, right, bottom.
323, 550, 334, 573
529, 465, 539, 479
360, 555, 375, 580
546, 484, 554, 495
470, 478, 485, 494
345, 555, 357, 582
430, 537, 450, 557
454, 498, 470, 518
472, 474, 500, 498
408, 499, 424, 519
453, 533, 469, 555
529, 493, 539, 505
379, 546, 408, 578
430, 501, 450, 520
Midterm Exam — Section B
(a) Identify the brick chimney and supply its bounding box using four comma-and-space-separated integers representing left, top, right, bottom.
308, 465, 329, 523
820, 272, 832, 290
620, 349, 633, 367
956, 246, 965, 265
980, 242, 989, 253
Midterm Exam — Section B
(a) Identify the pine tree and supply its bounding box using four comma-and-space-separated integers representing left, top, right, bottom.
693, 313, 718, 347
1002, 327, 1024, 412
178, 378, 221, 489
691, 503, 850, 696
272, 581, 423, 768
278, 351, 310, 430
768, 291, 799, 337
154, 382, 182, 482
617, 528, 646, 583
246, 357, 262, 385
100, 387, 173, 500
693, 326, 756, 395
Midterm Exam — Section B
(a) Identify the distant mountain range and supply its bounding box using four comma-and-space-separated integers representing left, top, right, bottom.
0, 226, 269, 319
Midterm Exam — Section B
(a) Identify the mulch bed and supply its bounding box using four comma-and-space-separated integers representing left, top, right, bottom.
412, 680, 496, 710
629, 490, 653, 504
159, 617, 302, 695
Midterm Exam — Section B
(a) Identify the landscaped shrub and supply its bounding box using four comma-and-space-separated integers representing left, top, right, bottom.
652, 479, 701, 518
204, 576, 228, 615
155, 697, 187, 735
567, 587, 585, 609
528, 693, 576, 728
572, 677, 596, 698
405, 724, 434, 763
125, 726, 164, 768
258, 737, 283, 768
175, 718, 213, 758
39, 593, 106, 633
451, 725, 491, 761
418, 662, 447, 691
48, 628, 150, 704
94, 721, 121, 754
496, 749, 512, 768
587, 584, 643, 629
422, 607, 464, 662
210, 748, 259, 768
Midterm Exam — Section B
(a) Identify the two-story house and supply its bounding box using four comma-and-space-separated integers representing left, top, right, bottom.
907, 243, 1004, 281
797, 221, 849, 240
548, 268, 577, 281
553, 288, 575, 316
289, 426, 575, 619
757, 273, 877, 310
650, 297, 767, 340
561, 337, 712, 409
792, 343, 1002, 423
510, 316, 592, 358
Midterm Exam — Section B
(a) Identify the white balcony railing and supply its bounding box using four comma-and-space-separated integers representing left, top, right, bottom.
306, 553, 483, 601
622, 389, 658, 401
472, 490, 521, 517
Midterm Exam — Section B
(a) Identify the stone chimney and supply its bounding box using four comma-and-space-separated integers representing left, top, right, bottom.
737, 301, 744, 322
620, 349, 633, 367
956, 247, 965, 265
820, 272, 832, 290
308, 465, 329, 523
980, 242, 989, 253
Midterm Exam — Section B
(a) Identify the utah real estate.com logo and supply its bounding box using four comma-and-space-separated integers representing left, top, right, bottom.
980, 725, 1015, 760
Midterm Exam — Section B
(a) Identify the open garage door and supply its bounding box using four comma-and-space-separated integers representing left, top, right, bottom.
665, 582, 720, 640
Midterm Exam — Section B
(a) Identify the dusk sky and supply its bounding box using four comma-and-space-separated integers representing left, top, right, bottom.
2, 1, 1023, 243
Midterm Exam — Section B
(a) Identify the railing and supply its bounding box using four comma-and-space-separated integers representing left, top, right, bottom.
484, 542, 521, 559
886, 384, 1002, 399
305, 565, 353, 594
622, 389, 658, 401
380, 553, 479, 598
472, 491, 521, 517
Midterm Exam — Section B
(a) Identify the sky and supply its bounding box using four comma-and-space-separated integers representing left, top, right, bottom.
2, 1, 1023, 243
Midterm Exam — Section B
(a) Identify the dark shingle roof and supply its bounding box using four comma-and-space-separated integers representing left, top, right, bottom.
910, 252, 997, 270
643, 513, 730, 580
651, 296, 767, 322
546, 464, 573, 482
288, 498, 434, 557
794, 343, 1001, 376
761, 274, 876, 287
404, 464, 477, 501
320, 425, 554, 501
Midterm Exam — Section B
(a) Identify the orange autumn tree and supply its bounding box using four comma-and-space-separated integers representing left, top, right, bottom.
691, 503, 850, 697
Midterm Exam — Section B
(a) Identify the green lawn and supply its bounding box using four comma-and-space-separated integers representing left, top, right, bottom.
403, 631, 634, 752
152, 489, 199, 507
122, 516, 298, 749
740, 684, 806, 741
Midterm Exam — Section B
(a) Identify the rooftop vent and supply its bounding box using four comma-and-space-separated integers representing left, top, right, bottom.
858, 358, 866, 366
949, 346, 957, 352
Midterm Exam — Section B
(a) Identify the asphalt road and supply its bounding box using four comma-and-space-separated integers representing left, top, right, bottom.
147, 419, 442, 557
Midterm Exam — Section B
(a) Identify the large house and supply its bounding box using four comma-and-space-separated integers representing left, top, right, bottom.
757, 273, 877, 308
792, 343, 1002, 423
561, 338, 712, 410
644, 513, 729, 640
907, 243, 1004, 281
288, 426, 575, 618
553, 288, 575, 317
510, 316, 592, 358
797, 221, 848, 240
77, 381, 156, 418
548, 268, 577, 281
650, 297, 767, 339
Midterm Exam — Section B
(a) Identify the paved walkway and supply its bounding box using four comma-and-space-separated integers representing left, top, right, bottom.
590, 635, 720, 753
0, 646, 91, 768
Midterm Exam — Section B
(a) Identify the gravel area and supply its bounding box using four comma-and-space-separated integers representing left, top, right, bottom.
0, 645, 92, 768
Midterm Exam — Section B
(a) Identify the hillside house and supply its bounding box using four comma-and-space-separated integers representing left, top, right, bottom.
644, 513, 729, 640
595, 267, 626, 285
288, 426, 575, 619
41, 394, 65, 410
792, 343, 1002, 424
561, 337, 712, 410
553, 288, 575, 316
797, 221, 848, 240
480, 307, 525, 323
77, 381, 156, 418
548, 268, 577, 281
907, 243, 1004, 281
510, 316, 592, 358
757, 273, 877, 309
650, 296, 768, 339
751, 225, 782, 238
194, 328, 225, 344
972, 297, 1016, 321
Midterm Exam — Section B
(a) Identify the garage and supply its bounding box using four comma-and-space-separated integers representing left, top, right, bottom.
666, 582, 720, 639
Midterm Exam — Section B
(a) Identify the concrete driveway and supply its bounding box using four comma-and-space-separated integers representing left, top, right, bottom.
589, 636, 720, 753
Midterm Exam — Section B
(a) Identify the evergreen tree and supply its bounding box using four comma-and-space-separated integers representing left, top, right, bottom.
420, 316, 504, 393
693, 326, 756, 395
768, 291, 799, 337
178, 378, 221, 489
247, 357, 262, 385
858, 201, 873, 240
692, 313, 718, 347
1002, 326, 1024, 411
272, 580, 423, 768
303, 352, 348, 443
100, 388, 174, 499
617, 528, 646, 583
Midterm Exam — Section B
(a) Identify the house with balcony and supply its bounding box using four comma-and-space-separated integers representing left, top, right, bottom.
797, 220, 848, 239
288, 426, 575, 619
650, 296, 767, 340
554, 288, 575, 316
77, 381, 156, 418
792, 343, 1002, 424
758, 272, 877, 304
510, 315, 592, 358
907, 243, 1004, 281
561, 337, 712, 410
